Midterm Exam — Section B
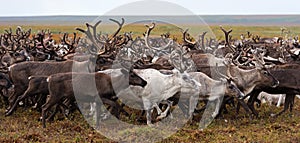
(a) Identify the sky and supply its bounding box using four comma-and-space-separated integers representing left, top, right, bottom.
0, 0, 299, 16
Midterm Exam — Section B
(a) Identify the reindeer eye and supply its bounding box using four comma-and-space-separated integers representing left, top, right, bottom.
263, 71, 268, 75
182, 76, 188, 80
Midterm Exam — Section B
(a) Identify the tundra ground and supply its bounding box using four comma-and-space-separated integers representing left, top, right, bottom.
0, 99, 299, 142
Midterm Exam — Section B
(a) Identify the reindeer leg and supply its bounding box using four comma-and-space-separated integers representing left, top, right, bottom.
188, 95, 198, 119
212, 98, 222, 118
178, 99, 189, 117
146, 109, 153, 126
143, 99, 154, 126
157, 100, 173, 120
95, 102, 101, 128
46, 104, 59, 121
89, 102, 96, 116
271, 94, 291, 117
247, 92, 260, 117
41, 98, 58, 128
237, 99, 252, 116
276, 94, 284, 107
153, 103, 162, 115
289, 94, 295, 112
236, 102, 241, 115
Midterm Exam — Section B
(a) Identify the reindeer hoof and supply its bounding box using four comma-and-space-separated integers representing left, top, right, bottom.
156, 112, 168, 120
5, 108, 14, 116
5, 111, 12, 116
147, 123, 154, 127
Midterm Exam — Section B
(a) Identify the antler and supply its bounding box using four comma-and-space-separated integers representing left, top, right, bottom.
108, 18, 125, 41
220, 26, 235, 52
252, 48, 266, 66
183, 29, 196, 45
246, 31, 252, 38
200, 31, 207, 49
86, 20, 106, 44
76, 20, 106, 55
144, 23, 172, 51
63, 32, 80, 53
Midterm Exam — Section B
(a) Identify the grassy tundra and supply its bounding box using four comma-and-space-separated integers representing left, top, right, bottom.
0, 100, 299, 142
1, 25, 300, 41
0, 24, 299, 142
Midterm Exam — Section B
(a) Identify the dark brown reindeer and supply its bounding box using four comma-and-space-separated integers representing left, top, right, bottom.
245, 64, 300, 117
7, 76, 49, 114
42, 68, 147, 128
4, 58, 97, 116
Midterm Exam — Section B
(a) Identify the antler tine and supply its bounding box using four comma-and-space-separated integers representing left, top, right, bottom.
72, 32, 77, 45
16, 26, 22, 35
1, 36, 8, 49
76, 36, 81, 45
63, 33, 71, 47
200, 31, 207, 49
4, 28, 13, 39
24, 29, 31, 38
144, 22, 155, 48
220, 26, 232, 34
145, 22, 155, 33
75, 27, 85, 33
86, 20, 105, 44
109, 18, 125, 41
220, 26, 235, 53
247, 31, 252, 38
183, 29, 196, 45
182, 28, 188, 39
109, 18, 125, 26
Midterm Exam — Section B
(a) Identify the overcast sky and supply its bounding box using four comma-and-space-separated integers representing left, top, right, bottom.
0, 0, 299, 16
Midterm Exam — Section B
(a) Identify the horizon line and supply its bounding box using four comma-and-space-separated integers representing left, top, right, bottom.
0, 14, 300, 18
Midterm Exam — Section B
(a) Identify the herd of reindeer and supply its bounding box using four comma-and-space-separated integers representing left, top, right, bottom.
0, 18, 299, 128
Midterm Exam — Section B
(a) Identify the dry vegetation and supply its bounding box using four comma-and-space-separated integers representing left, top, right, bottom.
0, 24, 300, 142
0, 99, 299, 142
1, 24, 300, 41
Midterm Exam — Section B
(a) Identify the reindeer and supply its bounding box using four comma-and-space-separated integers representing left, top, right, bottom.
42, 68, 147, 128
4, 59, 97, 116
